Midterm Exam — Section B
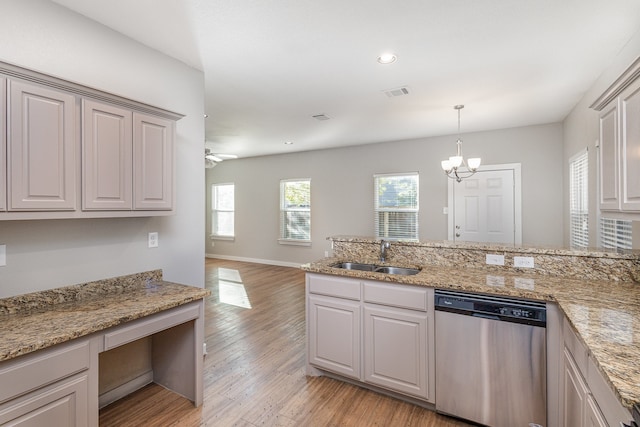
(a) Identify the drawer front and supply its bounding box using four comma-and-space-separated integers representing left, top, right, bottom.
563, 318, 588, 375
0, 340, 90, 404
363, 281, 428, 311
103, 303, 200, 350
308, 274, 361, 300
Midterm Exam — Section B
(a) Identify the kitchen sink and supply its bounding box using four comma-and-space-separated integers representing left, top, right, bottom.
331, 262, 377, 271
331, 262, 421, 275
373, 266, 421, 275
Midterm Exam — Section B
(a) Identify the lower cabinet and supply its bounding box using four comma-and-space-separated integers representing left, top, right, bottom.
363, 305, 428, 400
308, 294, 361, 380
0, 372, 90, 426
306, 273, 434, 403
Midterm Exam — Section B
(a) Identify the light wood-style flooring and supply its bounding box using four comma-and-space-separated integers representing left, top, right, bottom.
99, 259, 472, 426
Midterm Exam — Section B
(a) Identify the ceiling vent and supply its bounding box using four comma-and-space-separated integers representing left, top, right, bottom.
383, 86, 410, 98
312, 114, 330, 121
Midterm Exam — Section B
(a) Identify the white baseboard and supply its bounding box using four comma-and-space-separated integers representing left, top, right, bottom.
99, 370, 154, 409
205, 253, 302, 268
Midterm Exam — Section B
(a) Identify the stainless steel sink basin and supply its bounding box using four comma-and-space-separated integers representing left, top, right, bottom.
373, 266, 421, 275
331, 262, 377, 271
331, 262, 421, 275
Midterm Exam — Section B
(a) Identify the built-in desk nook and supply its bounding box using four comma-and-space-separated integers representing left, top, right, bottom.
0, 270, 209, 427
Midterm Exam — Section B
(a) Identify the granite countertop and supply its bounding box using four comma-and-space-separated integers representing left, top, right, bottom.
302, 257, 640, 410
0, 273, 210, 362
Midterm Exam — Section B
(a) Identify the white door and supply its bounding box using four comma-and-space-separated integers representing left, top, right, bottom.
449, 165, 521, 244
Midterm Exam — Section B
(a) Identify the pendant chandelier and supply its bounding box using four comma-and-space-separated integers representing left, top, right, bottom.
441, 105, 481, 182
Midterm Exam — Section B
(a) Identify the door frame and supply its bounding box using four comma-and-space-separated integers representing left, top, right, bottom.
447, 163, 522, 245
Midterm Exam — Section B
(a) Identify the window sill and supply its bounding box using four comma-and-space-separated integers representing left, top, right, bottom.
210, 235, 235, 241
278, 239, 312, 247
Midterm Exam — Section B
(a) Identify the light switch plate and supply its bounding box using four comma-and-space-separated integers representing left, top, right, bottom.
148, 232, 159, 248
514, 256, 535, 268
486, 254, 505, 266
0, 245, 5, 266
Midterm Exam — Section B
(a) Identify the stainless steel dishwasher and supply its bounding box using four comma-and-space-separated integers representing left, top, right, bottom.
434, 289, 547, 427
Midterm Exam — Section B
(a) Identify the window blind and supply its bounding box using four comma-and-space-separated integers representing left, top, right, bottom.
569, 150, 588, 248
280, 179, 311, 242
374, 173, 419, 241
600, 218, 632, 249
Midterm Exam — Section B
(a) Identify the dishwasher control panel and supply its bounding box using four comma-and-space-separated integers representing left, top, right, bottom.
435, 290, 546, 327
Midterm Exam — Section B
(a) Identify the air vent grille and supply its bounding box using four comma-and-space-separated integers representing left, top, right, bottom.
383, 86, 410, 97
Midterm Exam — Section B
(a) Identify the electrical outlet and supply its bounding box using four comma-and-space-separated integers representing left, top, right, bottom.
514, 256, 535, 268
0, 245, 5, 266
148, 232, 159, 248
486, 254, 505, 266
324, 251, 329, 257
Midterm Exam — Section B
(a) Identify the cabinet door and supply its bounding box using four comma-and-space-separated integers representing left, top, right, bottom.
599, 101, 620, 211
0, 77, 5, 212
133, 112, 173, 210
82, 99, 132, 210
308, 294, 361, 380
564, 348, 588, 427
620, 78, 640, 211
364, 305, 428, 399
8, 80, 76, 211
0, 373, 88, 426
585, 394, 607, 427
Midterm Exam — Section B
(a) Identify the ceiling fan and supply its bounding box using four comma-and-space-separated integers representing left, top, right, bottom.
205, 149, 237, 169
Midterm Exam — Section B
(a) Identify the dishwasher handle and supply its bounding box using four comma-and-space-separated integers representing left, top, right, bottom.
472, 313, 501, 321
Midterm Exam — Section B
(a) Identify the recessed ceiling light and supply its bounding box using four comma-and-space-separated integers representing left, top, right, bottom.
284, 141, 294, 145
377, 53, 397, 64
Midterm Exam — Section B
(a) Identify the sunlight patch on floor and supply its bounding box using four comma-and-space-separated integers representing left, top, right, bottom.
217, 268, 252, 308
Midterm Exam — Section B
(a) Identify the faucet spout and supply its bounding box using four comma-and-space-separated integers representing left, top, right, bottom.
380, 240, 390, 262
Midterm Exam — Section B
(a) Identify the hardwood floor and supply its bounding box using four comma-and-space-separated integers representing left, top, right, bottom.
99, 259, 472, 426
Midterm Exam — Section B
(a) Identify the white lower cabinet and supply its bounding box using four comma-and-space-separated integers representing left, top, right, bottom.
308, 294, 361, 380
306, 273, 434, 403
564, 348, 590, 427
363, 305, 428, 400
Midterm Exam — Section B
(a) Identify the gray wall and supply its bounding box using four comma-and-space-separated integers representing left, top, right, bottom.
563, 28, 640, 248
0, 0, 205, 297
206, 123, 564, 265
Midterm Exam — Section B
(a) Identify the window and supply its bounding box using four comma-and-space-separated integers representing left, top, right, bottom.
211, 183, 234, 239
569, 150, 588, 248
600, 218, 632, 249
280, 179, 311, 244
374, 173, 419, 241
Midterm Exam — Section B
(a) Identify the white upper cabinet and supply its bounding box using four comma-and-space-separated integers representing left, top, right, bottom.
620, 78, 640, 211
8, 80, 76, 211
82, 99, 133, 210
133, 113, 174, 210
0, 77, 5, 212
592, 57, 640, 215
0, 61, 182, 220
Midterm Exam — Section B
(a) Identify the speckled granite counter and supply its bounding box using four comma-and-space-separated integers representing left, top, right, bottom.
302, 254, 640, 411
0, 270, 210, 362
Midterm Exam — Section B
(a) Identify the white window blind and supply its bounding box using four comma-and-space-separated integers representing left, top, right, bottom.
280, 179, 311, 243
600, 218, 632, 249
211, 183, 235, 238
569, 150, 588, 248
374, 173, 419, 241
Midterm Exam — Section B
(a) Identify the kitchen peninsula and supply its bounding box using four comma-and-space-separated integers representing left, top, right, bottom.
302, 236, 640, 427
0, 270, 209, 426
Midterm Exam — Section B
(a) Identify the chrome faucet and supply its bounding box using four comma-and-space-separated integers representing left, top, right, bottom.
380, 240, 390, 262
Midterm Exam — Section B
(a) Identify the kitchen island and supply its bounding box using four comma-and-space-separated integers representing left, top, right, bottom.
0, 270, 210, 426
302, 236, 640, 427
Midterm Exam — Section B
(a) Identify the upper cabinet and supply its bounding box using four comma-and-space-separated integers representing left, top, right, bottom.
8, 80, 76, 211
82, 99, 133, 210
0, 61, 183, 220
592, 57, 640, 215
0, 77, 5, 212
133, 113, 174, 210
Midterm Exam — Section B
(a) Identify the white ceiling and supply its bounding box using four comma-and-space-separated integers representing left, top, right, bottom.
53, 0, 640, 158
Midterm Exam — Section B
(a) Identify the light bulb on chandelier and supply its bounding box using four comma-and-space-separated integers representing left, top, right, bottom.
441, 105, 481, 182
